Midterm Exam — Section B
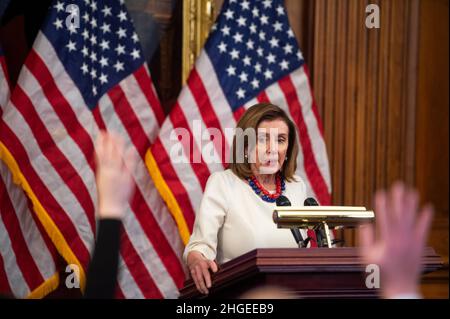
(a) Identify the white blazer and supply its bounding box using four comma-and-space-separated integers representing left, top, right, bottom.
183, 169, 308, 264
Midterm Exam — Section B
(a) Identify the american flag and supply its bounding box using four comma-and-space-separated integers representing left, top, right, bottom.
147, 0, 332, 245
0, 0, 185, 298
1, 45, 60, 299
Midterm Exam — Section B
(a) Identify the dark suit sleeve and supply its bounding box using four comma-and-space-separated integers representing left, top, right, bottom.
84, 218, 122, 299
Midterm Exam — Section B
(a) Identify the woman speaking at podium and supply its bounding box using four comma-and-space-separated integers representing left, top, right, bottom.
184, 103, 308, 294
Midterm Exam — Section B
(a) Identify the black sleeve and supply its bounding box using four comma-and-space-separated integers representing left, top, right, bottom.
84, 218, 122, 299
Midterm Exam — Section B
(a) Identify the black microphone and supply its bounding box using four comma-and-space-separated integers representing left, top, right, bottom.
276, 195, 304, 247
276, 195, 291, 207
304, 197, 319, 206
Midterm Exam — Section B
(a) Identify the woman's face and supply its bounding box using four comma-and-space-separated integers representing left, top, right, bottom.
248, 119, 289, 175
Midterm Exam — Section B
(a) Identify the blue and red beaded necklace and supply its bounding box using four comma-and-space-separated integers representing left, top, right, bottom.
247, 173, 286, 203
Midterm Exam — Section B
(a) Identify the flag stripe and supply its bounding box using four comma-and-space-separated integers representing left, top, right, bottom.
92, 106, 107, 130
0, 254, 13, 295
0, 216, 30, 297
243, 97, 259, 109
128, 193, 181, 295
0, 56, 9, 109
0, 177, 45, 289
24, 198, 59, 271
196, 54, 237, 147
303, 64, 325, 137
119, 73, 160, 144
290, 68, 331, 193
130, 187, 183, 285
168, 105, 212, 191
307, 229, 318, 248
119, 230, 164, 298
187, 69, 229, 163
115, 282, 126, 299
107, 86, 150, 156
133, 65, 165, 128
232, 106, 245, 122
256, 91, 271, 103
117, 256, 144, 299
116, 255, 145, 299
178, 87, 224, 172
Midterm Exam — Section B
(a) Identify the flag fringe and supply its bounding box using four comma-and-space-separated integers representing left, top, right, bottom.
0, 141, 86, 293
144, 149, 190, 245
26, 272, 59, 299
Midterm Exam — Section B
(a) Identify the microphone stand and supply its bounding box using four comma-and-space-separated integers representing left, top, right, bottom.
314, 222, 333, 248
322, 221, 332, 248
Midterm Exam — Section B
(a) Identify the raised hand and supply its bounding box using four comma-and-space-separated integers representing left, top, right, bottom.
95, 131, 137, 220
359, 182, 434, 298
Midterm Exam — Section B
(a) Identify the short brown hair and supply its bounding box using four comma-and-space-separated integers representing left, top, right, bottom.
229, 103, 299, 181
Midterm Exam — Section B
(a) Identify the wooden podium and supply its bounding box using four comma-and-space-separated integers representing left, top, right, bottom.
179, 247, 443, 299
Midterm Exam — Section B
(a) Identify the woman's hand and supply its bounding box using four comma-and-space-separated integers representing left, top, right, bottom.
359, 182, 433, 298
95, 131, 137, 220
187, 251, 218, 294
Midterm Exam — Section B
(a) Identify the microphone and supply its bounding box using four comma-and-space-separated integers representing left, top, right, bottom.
276, 195, 291, 207
276, 195, 304, 247
304, 197, 319, 206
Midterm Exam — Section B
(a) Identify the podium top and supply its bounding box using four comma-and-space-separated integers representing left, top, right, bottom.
273, 206, 375, 227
